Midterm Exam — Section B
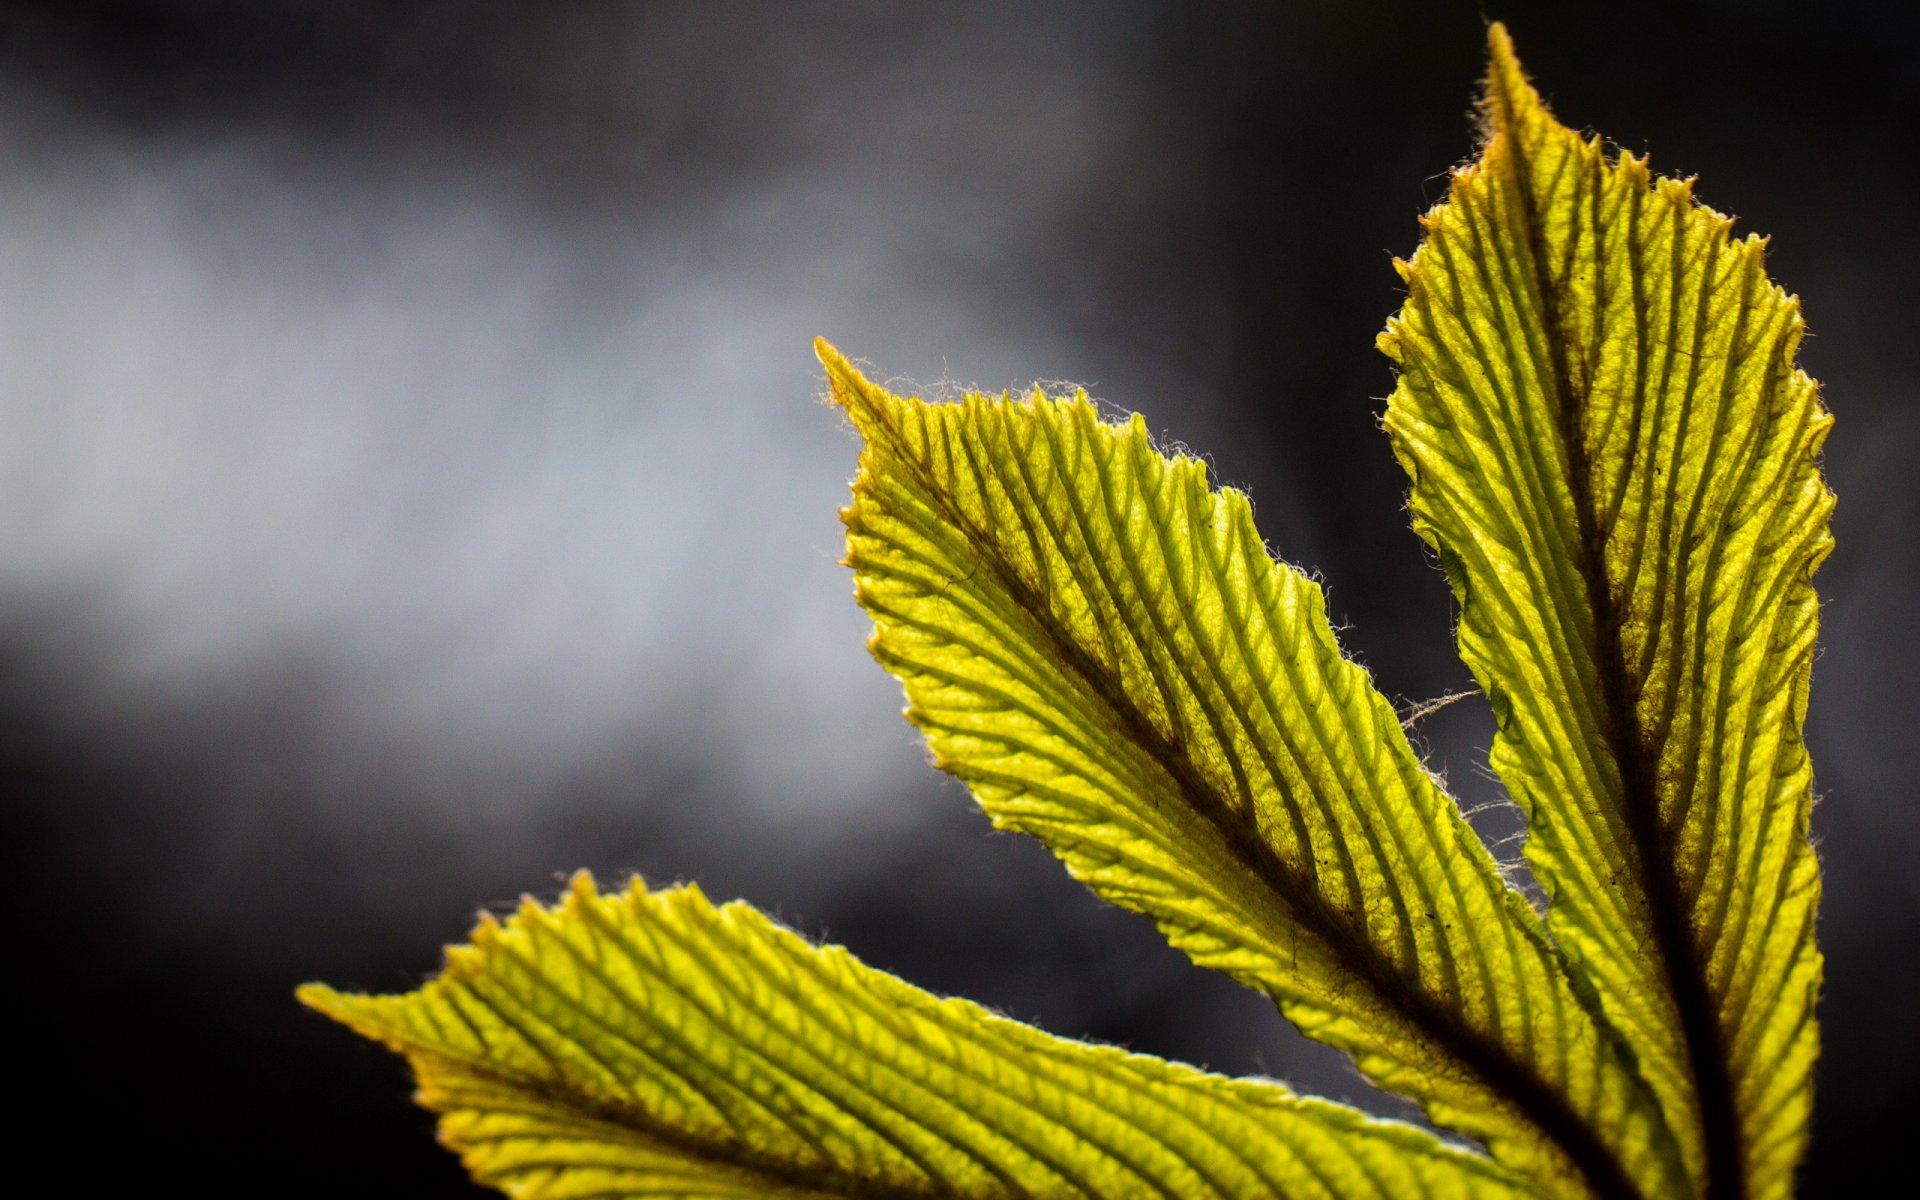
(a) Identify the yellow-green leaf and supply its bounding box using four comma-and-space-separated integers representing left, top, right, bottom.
300, 873, 1519, 1200
822, 341, 1683, 1198
1378, 25, 1831, 1200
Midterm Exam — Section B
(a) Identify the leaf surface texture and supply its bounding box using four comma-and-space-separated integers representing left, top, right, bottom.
823, 342, 1682, 1198
300, 28, 1832, 1200
299, 874, 1517, 1200
1378, 26, 1831, 1199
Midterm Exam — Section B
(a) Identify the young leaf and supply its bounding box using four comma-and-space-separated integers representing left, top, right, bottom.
305, 28, 1829, 1200
1378, 25, 1831, 1200
821, 342, 1682, 1198
299, 873, 1521, 1199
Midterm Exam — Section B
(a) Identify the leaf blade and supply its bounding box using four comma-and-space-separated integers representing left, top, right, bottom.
824, 341, 1683, 1198
1378, 25, 1831, 1199
301, 873, 1515, 1200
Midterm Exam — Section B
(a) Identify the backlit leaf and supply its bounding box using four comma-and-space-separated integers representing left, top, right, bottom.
305, 28, 1831, 1200
1378, 25, 1831, 1199
823, 340, 1682, 1198
299, 873, 1519, 1199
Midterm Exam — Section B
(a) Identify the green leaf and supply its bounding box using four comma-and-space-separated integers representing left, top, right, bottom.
821, 341, 1682, 1198
306, 27, 1830, 1200
1378, 25, 1831, 1200
299, 873, 1520, 1200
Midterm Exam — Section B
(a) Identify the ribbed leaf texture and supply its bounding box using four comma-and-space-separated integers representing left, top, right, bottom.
299, 874, 1521, 1199
306, 25, 1827, 1200
822, 341, 1678, 1199
1378, 26, 1831, 1200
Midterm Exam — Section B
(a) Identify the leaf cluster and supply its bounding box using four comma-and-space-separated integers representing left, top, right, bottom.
304, 27, 1831, 1200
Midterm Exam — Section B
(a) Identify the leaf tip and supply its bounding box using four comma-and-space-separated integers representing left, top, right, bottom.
1479, 22, 1547, 143
812, 335, 846, 373
815, 338, 896, 439
296, 981, 382, 1039
294, 980, 344, 1015
816, 338, 874, 404
816, 338, 858, 400
1484, 21, 1517, 69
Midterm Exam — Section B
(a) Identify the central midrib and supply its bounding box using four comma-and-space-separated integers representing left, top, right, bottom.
859, 407, 1646, 1200
989, 554, 1644, 1200
1490, 77, 1744, 1200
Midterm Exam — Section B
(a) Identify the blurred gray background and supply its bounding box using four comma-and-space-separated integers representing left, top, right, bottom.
1, 1, 1911, 1193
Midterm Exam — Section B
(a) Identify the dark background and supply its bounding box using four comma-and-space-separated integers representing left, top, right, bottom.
1, 1, 1912, 1194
